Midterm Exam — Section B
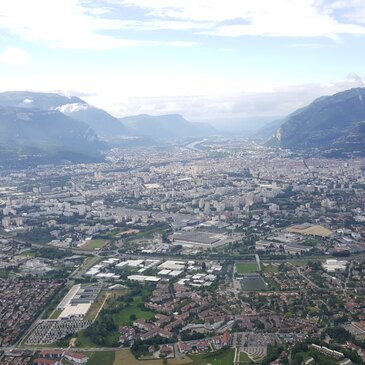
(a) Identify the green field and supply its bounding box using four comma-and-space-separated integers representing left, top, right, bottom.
189, 348, 235, 365
266, 277, 280, 290
289, 260, 311, 267
112, 295, 154, 326
49, 308, 62, 319
21, 250, 36, 257
236, 262, 259, 273
124, 224, 170, 242
289, 259, 325, 267
71, 256, 101, 278
262, 264, 279, 273
114, 349, 192, 365
76, 332, 97, 348
80, 239, 108, 251
239, 351, 252, 362
77, 290, 154, 348
88, 351, 115, 365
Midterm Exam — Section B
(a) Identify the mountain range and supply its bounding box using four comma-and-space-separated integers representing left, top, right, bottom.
0, 91, 216, 166
1, 87, 365, 167
262, 88, 365, 156
120, 114, 216, 140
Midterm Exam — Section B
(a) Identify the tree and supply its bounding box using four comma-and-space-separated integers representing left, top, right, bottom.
326, 327, 352, 344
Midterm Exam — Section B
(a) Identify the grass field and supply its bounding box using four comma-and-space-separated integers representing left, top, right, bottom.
239, 351, 252, 362
73, 256, 100, 276
77, 290, 154, 348
85, 291, 111, 321
49, 308, 62, 319
80, 239, 109, 251
85, 289, 130, 321
266, 277, 280, 290
115, 229, 140, 237
88, 351, 115, 365
114, 349, 192, 365
289, 260, 311, 267
189, 348, 235, 365
124, 225, 170, 242
236, 262, 259, 273
21, 250, 36, 257
262, 263, 279, 273
112, 295, 154, 326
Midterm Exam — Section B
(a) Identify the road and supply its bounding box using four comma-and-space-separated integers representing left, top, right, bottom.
292, 265, 320, 290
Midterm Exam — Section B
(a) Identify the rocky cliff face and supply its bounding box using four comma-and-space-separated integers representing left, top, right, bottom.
268, 88, 365, 156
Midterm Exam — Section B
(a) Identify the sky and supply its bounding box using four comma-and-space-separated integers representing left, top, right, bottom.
1, 0, 365, 124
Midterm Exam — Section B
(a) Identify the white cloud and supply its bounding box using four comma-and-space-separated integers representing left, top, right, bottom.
90, 73, 365, 121
1, 0, 365, 51
0, 47, 32, 66
0, 0, 197, 50
117, 0, 365, 38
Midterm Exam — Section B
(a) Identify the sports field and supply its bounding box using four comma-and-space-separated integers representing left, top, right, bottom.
240, 275, 268, 291
80, 239, 109, 251
236, 262, 259, 273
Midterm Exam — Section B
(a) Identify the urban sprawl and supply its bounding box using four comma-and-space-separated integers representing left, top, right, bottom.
0, 139, 364, 365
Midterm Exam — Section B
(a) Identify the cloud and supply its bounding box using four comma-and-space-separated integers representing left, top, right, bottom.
117, 0, 365, 39
0, 0, 197, 50
1, 0, 365, 51
0, 47, 32, 66
89, 74, 365, 122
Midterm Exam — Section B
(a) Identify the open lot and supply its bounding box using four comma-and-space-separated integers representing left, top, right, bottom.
287, 224, 332, 237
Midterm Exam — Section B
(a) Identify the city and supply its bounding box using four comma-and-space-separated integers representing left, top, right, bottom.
0, 139, 364, 365
1, 1, 365, 364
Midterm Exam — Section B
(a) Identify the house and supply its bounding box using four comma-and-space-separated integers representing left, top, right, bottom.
133, 319, 155, 332
119, 326, 136, 344
160, 345, 174, 356
178, 339, 211, 353
64, 352, 88, 364
140, 328, 173, 341
212, 332, 231, 347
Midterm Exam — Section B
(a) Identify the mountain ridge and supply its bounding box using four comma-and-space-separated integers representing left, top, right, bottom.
266, 87, 365, 156
120, 113, 217, 140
